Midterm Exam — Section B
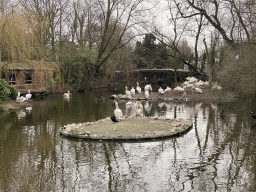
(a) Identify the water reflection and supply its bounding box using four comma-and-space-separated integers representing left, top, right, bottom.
0, 90, 256, 191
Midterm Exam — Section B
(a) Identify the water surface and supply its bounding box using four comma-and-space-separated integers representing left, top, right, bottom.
1, 89, 256, 191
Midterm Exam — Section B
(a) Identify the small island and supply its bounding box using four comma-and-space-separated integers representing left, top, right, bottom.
59, 116, 193, 140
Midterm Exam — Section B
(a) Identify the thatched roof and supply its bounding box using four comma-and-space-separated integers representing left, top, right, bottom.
0, 60, 59, 72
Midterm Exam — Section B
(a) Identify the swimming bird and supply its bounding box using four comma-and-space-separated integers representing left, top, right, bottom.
251, 112, 256, 123
136, 82, 142, 93
111, 115, 119, 123
114, 101, 124, 120
64, 90, 71, 99
16, 92, 26, 103
158, 87, 165, 95
219, 108, 224, 116
25, 90, 32, 100
130, 87, 135, 95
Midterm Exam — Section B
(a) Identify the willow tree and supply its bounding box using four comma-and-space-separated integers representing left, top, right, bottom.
0, 7, 40, 62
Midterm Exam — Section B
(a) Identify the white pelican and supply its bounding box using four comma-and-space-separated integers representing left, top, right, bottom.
16, 92, 26, 103
145, 90, 150, 99
204, 81, 209, 86
125, 86, 131, 99
186, 76, 198, 83
212, 83, 222, 90
165, 86, 172, 92
194, 87, 203, 94
25, 90, 32, 100
158, 87, 165, 95
64, 90, 71, 98
135, 101, 143, 116
136, 82, 142, 93
114, 101, 124, 120
130, 87, 135, 95
174, 86, 185, 97
195, 80, 204, 87
144, 84, 152, 92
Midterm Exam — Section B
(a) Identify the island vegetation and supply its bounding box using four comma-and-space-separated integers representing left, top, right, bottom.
0, 0, 256, 104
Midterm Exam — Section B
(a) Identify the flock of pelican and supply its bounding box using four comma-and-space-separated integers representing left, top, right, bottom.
16, 90, 33, 119
16, 90, 32, 103
112, 77, 224, 122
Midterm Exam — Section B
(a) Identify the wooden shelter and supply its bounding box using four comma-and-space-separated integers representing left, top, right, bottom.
0, 60, 59, 94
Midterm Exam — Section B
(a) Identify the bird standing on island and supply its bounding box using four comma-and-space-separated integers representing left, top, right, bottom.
125, 86, 132, 99
193, 87, 203, 94
114, 101, 124, 120
111, 115, 119, 123
136, 82, 142, 93
158, 87, 165, 95
144, 84, 152, 92
130, 87, 135, 95
145, 90, 149, 99
174, 86, 185, 97
16, 92, 26, 103
165, 86, 172, 92
25, 90, 32, 100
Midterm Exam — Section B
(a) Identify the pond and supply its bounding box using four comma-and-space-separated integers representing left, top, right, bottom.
1, 89, 256, 191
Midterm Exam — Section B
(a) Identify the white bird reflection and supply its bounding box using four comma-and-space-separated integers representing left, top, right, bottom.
17, 109, 26, 119
26, 106, 32, 114
144, 101, 152, 113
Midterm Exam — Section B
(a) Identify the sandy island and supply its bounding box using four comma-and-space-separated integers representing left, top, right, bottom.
59, 116, 193, 140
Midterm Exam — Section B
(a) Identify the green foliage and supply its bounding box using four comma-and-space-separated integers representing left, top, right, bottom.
59, 41, 98, 90
9, 87, 18, 100
0, 79, 18, 101
134, 33, 170, 69
0, 78, 11, 101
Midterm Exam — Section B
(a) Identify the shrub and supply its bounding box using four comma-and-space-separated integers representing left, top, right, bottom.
9, 86, 18, 100
214, 44, 256, 97
0, 78, 18, 101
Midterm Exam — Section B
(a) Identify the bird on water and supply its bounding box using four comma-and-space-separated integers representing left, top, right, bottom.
251, 112, 256, 123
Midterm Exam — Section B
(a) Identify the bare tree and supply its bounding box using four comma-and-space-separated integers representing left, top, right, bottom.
85, 0, 148, 85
